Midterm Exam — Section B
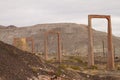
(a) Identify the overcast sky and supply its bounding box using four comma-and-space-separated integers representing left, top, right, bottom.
0, 0, 120, 36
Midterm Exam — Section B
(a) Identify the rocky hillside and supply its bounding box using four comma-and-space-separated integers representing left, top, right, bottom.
1, 40, 89, 80
0, 41, 47, 80
0, 23, 120, 56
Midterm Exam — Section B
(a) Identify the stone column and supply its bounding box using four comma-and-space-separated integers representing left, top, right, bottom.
88, 15, 94, 67
107, 16, 115, 70
57, 33, 62, 63
44, 32, 48, 60
31, 38, 34, 53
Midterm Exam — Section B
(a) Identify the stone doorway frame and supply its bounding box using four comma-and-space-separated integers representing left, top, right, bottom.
44, 31, 62, 63
88, 15, 115, 70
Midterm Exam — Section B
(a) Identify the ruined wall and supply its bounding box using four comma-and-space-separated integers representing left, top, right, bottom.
14, 38, 30, 51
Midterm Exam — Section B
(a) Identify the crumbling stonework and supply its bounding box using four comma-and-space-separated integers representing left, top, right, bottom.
13, 37, 34, 53
13, 38, 28, 51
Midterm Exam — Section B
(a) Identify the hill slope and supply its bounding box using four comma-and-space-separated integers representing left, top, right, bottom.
0, 41, 45, 80
0, 23, 120, 56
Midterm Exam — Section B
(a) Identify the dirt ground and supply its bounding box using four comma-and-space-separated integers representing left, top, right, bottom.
0, 41, 46, 80
0, 41, 82, 80
0, 41, 120, 80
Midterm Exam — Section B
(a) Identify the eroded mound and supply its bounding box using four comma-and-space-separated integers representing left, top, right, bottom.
0, 41, 45, 80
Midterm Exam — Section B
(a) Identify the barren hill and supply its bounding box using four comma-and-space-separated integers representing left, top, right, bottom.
1, 40, 88, 80
0, 41, 46, 80
0, 23, 120, 56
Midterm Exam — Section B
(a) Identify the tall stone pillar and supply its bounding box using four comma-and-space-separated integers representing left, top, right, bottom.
88, 15, 94, 67
57, 33, 62, 63
107, 17, 115, 70
44, 32, 48, 60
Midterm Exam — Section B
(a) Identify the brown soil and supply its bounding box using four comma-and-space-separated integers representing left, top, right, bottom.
0, 41, 45, 80
0, 40, 120, 80
0, 41, 82, 80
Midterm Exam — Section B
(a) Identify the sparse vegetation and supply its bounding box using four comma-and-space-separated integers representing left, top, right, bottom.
59, 64, 68, 70
70, 65, 81, 70
1, 23, 120, 80
31, 66, 40, 73
46, 59, 54, 63
117, 65, 120, 70
56, 67, 63, 77
89, 65, 98, 70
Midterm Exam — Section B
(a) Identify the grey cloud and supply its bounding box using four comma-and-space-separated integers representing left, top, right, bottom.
0, 0, 120, 36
